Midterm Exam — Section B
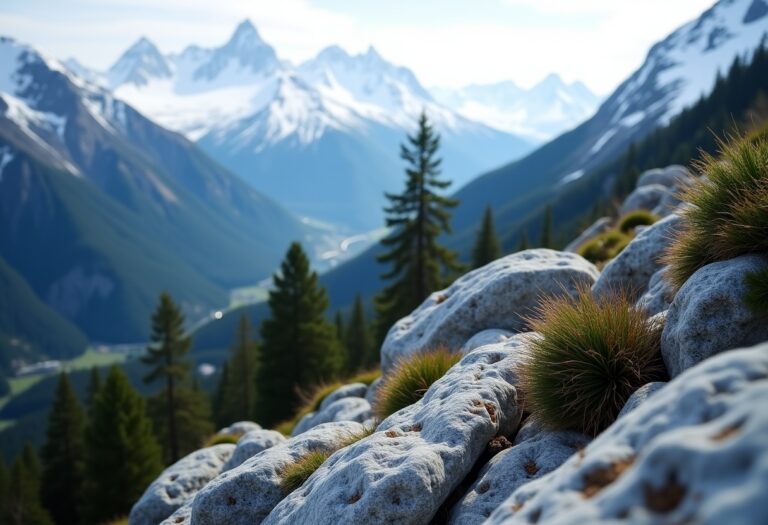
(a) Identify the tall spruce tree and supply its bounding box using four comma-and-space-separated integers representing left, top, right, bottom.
5, 450, 52, 525
41, 373, 85, 525
539, 206, 553, 248
82, 367, 161, 524
213, 362, 231, 427
345, 295, 374, 372
216, 315, 259, 425
257, 242, 342, 426
375, 112, 462, 341
0, 457, 8, 521
142, 292, 193, 463
472, 206, 502, 268
85, 367, 101, 407
518, 230, 529, 251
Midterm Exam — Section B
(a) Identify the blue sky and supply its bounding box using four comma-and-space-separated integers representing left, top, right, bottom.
0, 0, 715, 93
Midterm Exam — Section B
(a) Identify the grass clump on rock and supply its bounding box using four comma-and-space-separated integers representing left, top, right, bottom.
617, 210, 658, 233
204, 433, 241, 446
577, 230, 632, 265
279, 427, 374, 494
374, 348, 461, 420
664, 134, 768, 291
521, 287, 666, 436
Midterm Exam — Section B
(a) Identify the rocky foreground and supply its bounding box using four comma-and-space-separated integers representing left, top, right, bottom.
129, 165, 768, 525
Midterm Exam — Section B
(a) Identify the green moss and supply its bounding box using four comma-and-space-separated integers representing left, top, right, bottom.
617, 210, 658, 233
577, 230, 632, 265
521, 287, 666, 436
204, 433, 241, 446
374, 348, 461, 420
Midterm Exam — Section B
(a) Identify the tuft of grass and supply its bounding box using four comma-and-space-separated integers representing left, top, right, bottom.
204, 433, 241, 446
664, 134, 768, 290
617, 210, 658, 233
273, 368, 381, 436
374, 348, 461, 420
577, 230, 632, 265
745, 267, 768, 314
521, 287, 666, 436
280, 426, 374, 493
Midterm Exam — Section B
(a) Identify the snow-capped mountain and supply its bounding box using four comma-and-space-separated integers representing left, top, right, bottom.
431, 74, 602, 141
448, 0, 768, 244
77, 20, 533, 230
0, 35, 310, 343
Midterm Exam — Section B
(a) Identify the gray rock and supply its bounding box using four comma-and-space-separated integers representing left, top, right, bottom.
159, 503, 191, 525
564, 217, 613, 253
636, 165, 691, 190
223, 429, 287, 471
635, 268, 674, 315
652, 189, 684, 217
513, 417, 548, 445
292, 397, 372, 436
592, 214, 682, 300
319, 383, 368, 411
619, 183, 668, 215
616, 382, 666, 419
129, 444, 234, 525
365, 377, 383, 406
486, 341, 768, 525
191, 421, 365, 525
263, 340, 524, 525
460, 329, 514, 355
217, 421, 261, 436
381, 249, 599, 372
662, 255, 768, 377
447, 431, 590, 525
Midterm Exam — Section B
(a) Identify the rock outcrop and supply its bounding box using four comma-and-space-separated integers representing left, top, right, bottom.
619, 183, 668, 215
485, 342, 768, 524
564, 217, 612, 253
292, 397, 373, 436
381, 250, 598, 372
262, 340, 524, 524
223, 429, 287, 471
129, 444, 234, 525
191, 421, 365, 525
661, 254, 768, 377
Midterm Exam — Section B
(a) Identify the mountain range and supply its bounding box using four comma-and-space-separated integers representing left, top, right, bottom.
72, 22, 540, 230
0, 36, 310, 348
431, 74, 601, 141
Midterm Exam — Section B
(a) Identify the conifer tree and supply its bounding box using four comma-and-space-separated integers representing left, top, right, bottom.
335, 311, 348, 369
518, 230, 529, 251
257, 242, 342, 426
85, 367, 101, 407
5, 451, 52, 525
345, 295, 375, 372
539, 206, 553, 248
82, 367, 161, 524
215, 315, 259, 425
0, 456, 8, 522
142, 292, 192, 463
41, 373, 85, 525
472, 206, 502, 268
375, 112, 462, 341
213, 362, 231, 428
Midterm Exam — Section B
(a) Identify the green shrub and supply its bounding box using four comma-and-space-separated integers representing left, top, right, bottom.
204, 433, 241, 446
617, 210, 658, 233
745, 267, 768, 315
279, 426, 374, 493
521, 287, 666, 436
374, 348, 461, 420
665, 134, 768, 290
577, 230, 632, 265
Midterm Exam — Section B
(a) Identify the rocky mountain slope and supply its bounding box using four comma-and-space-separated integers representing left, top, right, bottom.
85, 21, 533, 230
128, 154, 768, 524
0, 36, 309, 343
431, 74, 601, 142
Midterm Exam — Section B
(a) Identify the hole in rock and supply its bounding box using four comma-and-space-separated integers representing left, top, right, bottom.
582, 456, 636, 498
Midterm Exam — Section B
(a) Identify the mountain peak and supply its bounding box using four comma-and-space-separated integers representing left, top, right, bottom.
108, 36, 170, 87
227, 19, 265, 49
126, 36, 161, 56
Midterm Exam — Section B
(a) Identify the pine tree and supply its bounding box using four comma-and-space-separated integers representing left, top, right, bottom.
142, 292, 192, 463
472, 206, 502, 268
375, 112, 462, 341
518, 230, 529, 251
539, 206, 553, 249
215, 315, 258, 426
257, 242, 343, 426
345, 295, 374, 372
41, 373, 85, 525
82, 367, 162, 524
5, 451, 52, 525
85, 367, 101, 407
0, 456, 8, 522
213, 362, 231, 428
335, 311, 348, 370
